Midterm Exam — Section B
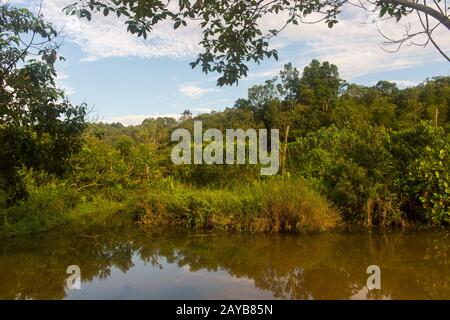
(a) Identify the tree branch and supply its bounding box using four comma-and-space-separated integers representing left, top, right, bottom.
379, 0, 450, 29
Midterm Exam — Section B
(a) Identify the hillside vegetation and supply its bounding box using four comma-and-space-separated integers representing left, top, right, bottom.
2, 58, 449, 237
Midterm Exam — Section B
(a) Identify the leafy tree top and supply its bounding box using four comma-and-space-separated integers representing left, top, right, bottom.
65, 0, 449, 86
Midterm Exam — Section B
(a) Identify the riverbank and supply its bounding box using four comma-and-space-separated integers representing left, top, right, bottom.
132, 178, 339, 233
0, 178, 340, 238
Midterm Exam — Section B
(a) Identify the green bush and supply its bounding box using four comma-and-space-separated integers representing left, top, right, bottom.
399, 131, 450, 224
288, 121, 449, 226
288, 124, 400, 225
0, 172, 79, 237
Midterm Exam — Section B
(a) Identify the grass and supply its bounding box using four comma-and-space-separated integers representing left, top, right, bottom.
0, 182, 124, 238
1, 176, 340, 238
133, 178, 340, 233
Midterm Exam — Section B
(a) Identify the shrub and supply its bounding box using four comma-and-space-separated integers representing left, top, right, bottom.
0, 172, 79, 237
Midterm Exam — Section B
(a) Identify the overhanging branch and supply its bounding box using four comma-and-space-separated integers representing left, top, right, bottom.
379, 0, 450, 29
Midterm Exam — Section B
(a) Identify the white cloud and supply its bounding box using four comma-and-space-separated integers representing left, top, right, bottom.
245, 68, 280, 80
19, 0, 449, 81
105, 114, 180, 126
391, 80, 418, 88
103, 106, 222, 125
178, 84, 215, 98
56, 71, 70, 81
54, 71, 74, 95
260, 5, 449, 79
36, 0, 201, 61
369, 80, 418, 88
4, 0, 29, 4
192, 107, 213, 113
59, 84, 75, 96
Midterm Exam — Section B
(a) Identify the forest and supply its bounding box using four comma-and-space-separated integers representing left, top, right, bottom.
1, 4, 449, 238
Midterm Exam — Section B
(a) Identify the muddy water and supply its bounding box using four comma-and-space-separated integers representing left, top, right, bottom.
0, 227, 448, 299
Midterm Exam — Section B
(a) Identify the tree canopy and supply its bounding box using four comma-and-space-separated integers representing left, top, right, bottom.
65, 0, 450, 86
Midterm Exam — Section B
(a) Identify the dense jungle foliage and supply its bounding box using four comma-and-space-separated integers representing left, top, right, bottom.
1, 5, 449, 237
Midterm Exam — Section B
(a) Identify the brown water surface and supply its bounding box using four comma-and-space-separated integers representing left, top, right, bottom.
0, 227, 448, 299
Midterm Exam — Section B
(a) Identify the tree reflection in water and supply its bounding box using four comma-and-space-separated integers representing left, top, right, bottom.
0, 226, 448, 299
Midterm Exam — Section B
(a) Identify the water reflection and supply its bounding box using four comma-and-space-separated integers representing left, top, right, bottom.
0, 226, 448, 299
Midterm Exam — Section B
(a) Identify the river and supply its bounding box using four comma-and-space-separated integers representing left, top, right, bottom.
0, 226, 448, 299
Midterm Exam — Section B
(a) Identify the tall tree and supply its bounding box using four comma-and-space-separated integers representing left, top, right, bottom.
0, 4, 86, 203
298, 59, 343, 114
279, 63, 301, 101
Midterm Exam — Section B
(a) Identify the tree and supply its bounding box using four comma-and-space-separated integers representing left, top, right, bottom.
374, 80, 399, 96
65, 0, 449, 86
180, 109, 193, 121
247, 78, 280, 109
278, 63, 301, 101
0, 4, 86, 203
298, 59, 343, 114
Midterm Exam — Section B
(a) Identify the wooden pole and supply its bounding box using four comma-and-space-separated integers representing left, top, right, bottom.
435, 108, 439, 129
281, 125, 290, 176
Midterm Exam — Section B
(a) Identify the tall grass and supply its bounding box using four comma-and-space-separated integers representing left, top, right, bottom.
134, 178, 340, 233
0, 181, 75, 237
1, 174, 340, 237
0, 179, 123, 238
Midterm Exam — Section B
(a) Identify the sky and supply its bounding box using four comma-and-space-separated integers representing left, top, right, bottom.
6, 0, 450, 125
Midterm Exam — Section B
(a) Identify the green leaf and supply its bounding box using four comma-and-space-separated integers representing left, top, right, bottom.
273, 51, 278, 61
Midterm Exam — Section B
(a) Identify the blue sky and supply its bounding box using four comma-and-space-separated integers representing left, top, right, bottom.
9, 0, 450, 125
